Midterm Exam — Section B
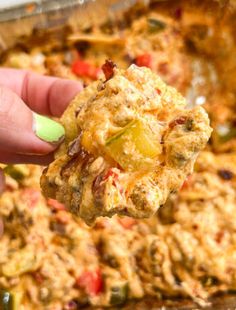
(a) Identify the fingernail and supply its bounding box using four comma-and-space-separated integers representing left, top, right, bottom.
33, 113, 65, 143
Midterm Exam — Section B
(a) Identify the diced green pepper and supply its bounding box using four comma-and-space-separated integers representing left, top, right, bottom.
147, 18, 166, 33
0, 290, 12, 310
106, 120, 161, 171
3, 165, 25, 181
0, 290, 21, 310
109, 282, 128, 305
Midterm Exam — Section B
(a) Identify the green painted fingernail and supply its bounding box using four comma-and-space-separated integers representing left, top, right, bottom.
33, 113, 65, 143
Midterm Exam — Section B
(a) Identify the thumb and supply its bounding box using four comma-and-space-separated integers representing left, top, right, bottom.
0, 86, 65, 156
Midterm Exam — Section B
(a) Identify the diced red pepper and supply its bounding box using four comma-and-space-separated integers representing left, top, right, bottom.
103, 169, 119, 186
156, 88, 162, 95
118, 217, 137, 229
180, 175, 192, 190
103, 168, 124, 194
76, 269, 103, 296
22, 189, 40, 209
71, 59, 101, 80
47, 198, 66, 211
93, 169, 123, 200
135, 53, 152, 68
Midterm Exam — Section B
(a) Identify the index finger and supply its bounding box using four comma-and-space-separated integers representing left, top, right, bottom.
0, 68, 83, 117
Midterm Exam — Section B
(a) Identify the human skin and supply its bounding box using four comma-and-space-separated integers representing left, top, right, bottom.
0, 68, 83, 194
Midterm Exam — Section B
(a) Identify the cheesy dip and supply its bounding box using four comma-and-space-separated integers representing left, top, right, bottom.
41, 63, 211, 224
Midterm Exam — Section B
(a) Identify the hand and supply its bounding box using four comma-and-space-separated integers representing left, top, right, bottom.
0, 68, 83, 193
